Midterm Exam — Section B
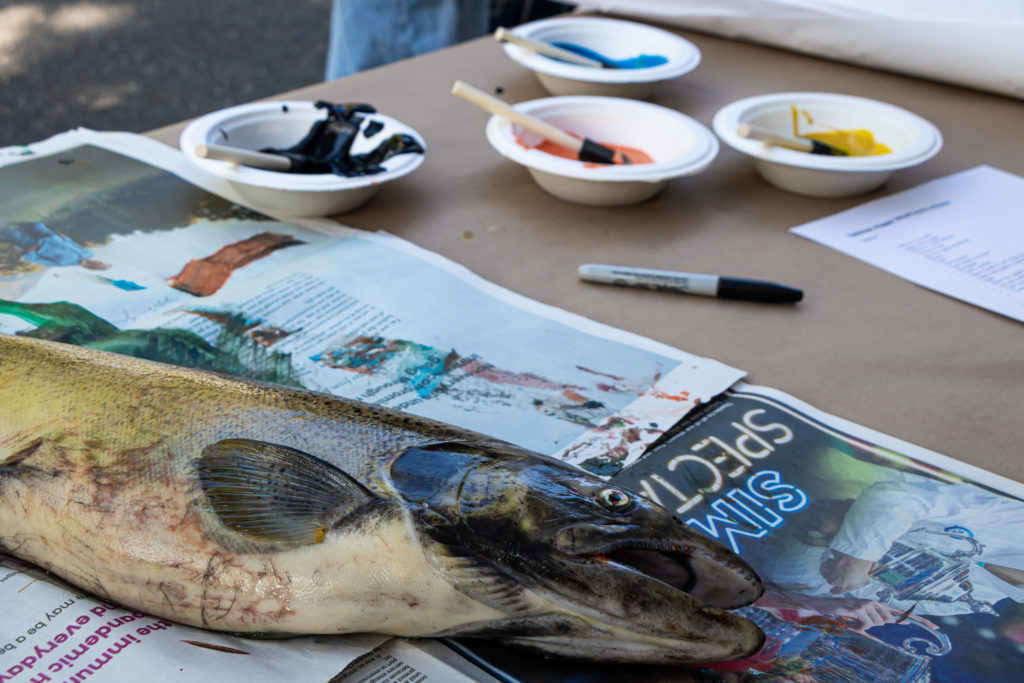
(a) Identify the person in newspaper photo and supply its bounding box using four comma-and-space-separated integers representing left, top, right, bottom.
820, 478, 1024, 614
754, 476, 1024, 625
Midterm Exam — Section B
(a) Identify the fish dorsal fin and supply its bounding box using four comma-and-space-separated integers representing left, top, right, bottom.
197, 438, 375, 546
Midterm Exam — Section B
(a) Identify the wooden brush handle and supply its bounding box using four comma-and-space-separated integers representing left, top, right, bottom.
196, 143, 292, 171
494, 27, 603, 68
451, 80, 582, 153
737, 123, 814, 153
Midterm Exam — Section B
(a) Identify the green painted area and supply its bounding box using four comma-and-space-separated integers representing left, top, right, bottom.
1, 299, 300, 386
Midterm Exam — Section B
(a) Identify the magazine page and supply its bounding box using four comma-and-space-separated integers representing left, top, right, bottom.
443, 383, 1024, 681
0, 557, 387, 683
0, 128, 743, 469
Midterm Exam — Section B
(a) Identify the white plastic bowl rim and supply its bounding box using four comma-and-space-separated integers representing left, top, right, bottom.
713, 92, 942, 172
486, 96, 719, 183
503, 17, 701, 84
179, 100, 426, 192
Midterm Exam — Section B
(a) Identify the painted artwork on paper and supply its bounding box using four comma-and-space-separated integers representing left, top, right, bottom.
0, 298, 299, 385
167, 232, 307, 297
0, 135, 741, 461
312, 334, 658, 426
0, 145, 328, 332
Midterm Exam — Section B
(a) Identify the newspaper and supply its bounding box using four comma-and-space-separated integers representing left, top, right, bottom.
330, 639, 499, 683
0, 559, 489, 683
443, 383, 1024, 681
0, 128, 743, 681
0, 129, 743, 469
0, 560, 387, 683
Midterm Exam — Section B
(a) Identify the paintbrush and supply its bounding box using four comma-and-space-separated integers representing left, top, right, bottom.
195, 143, 328, 172
493, 27, 604, 68
737, 123, 848, 156
451, 80, 632, 165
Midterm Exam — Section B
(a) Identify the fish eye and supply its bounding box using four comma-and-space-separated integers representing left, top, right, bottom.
596, 488, 633, 512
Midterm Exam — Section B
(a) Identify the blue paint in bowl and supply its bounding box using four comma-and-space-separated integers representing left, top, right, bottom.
551, 41, 668, 69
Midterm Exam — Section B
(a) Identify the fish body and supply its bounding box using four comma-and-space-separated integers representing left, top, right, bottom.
0, 334, 764, 663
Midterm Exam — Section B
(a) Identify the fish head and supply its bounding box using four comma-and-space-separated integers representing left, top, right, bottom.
390, 444, 765, 664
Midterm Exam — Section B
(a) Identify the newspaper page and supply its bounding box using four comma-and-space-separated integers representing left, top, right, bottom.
445, 383, 1024, 682
0, 558, 388, 683
0, 558, 508, 683
0, 128, 743, 469
330, 639, 499, 683
0, 128, 744, 682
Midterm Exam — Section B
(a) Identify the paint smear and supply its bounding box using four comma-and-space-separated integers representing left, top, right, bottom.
260, 102, 423, 177
99, 276, 145, 291
645, 389, 691, 403
180, 640, 250, 655
460, 357, 581, 390
167, 232, 306, 297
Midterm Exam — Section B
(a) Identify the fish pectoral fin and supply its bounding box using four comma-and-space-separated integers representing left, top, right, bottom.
428, 539, 535, 616
0, 438, 45, 471
196, 438, 377, 545
432, 613, 591, 640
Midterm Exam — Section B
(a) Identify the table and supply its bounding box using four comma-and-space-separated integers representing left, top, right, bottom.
152, 24, 1024, 484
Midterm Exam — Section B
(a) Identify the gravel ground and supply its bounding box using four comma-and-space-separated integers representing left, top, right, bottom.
1, 0, 333, 147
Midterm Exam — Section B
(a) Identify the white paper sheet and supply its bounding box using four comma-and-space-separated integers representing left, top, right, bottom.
572, 0, 1024, 100
790, 166, 1024, 323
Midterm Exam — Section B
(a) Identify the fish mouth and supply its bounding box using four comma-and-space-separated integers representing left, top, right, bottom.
589, 542, 699, 596
554, 523, 763, 612
519, 523, 767, 663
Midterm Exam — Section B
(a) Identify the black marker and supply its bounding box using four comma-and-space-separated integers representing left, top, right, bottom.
578, 264, 803, 304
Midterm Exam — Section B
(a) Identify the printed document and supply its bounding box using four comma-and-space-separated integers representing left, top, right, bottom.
791, 166, 1024, 323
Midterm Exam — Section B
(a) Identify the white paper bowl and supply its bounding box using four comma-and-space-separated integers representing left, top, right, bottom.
180, 101, 426, 216
501, 17, 701, 99
713, 92, 942, 198
486, 96, 718, 206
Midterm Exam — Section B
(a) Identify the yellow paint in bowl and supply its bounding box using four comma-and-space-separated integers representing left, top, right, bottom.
791, 105, 891, 157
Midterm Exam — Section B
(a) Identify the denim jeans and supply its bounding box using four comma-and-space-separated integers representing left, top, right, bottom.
324, 0, 491, 80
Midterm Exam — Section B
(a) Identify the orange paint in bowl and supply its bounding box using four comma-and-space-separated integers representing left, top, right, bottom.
515, 133, 654, 166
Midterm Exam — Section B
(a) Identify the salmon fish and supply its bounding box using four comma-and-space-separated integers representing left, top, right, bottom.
0, 334, 764, 664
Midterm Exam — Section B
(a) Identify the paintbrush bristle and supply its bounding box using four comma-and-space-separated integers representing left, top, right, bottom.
578, 138, 617, 164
